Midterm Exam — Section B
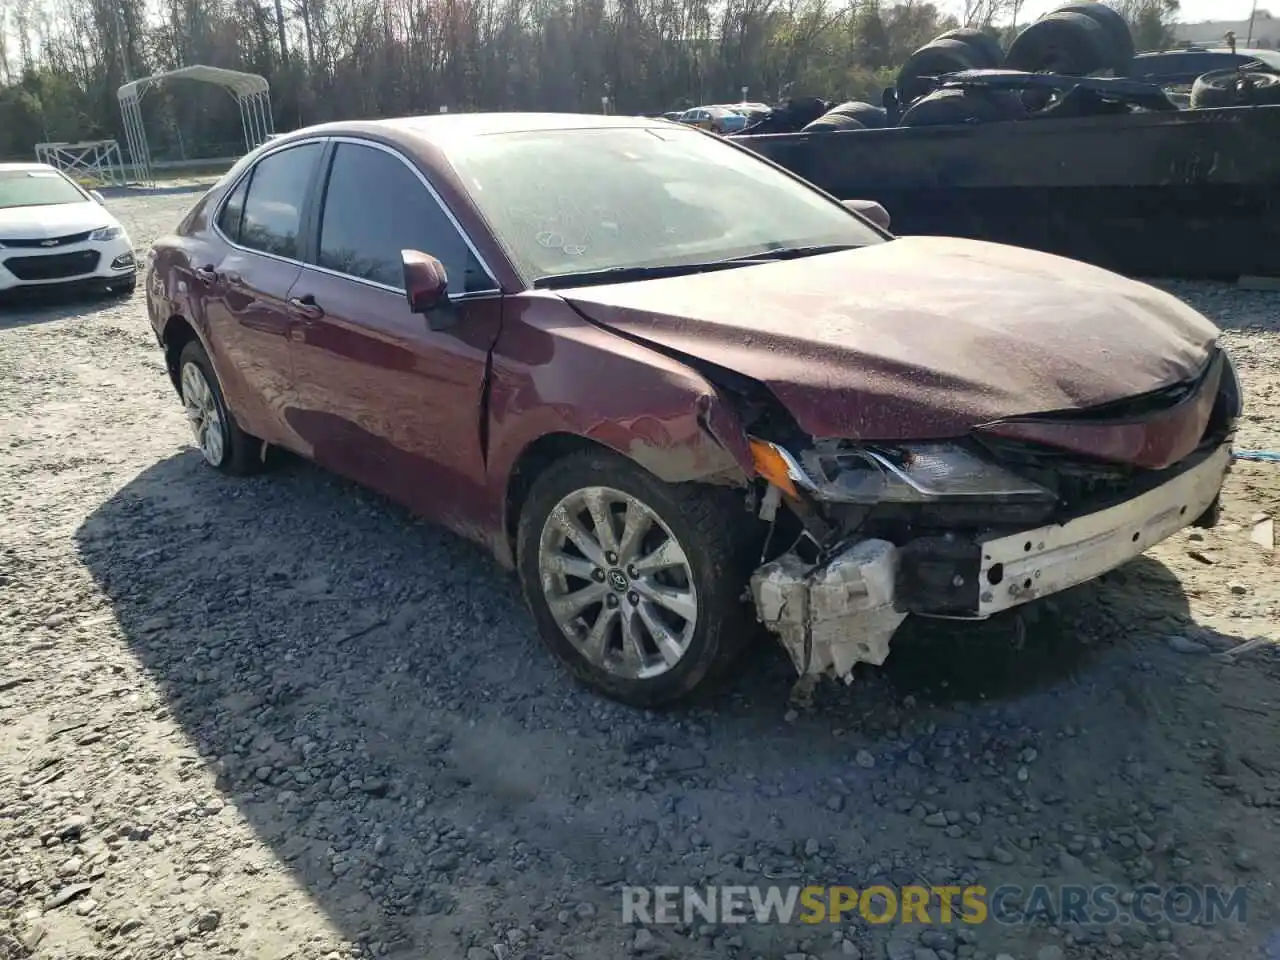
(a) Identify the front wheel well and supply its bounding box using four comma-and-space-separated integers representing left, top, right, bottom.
161, 315, 198, 394
504, 433, 614, 558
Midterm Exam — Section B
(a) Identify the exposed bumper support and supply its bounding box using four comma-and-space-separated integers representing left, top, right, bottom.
977, 441, 1231, 615
748, 441, 1232, 683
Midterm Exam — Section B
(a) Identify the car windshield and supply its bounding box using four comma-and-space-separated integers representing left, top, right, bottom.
445, 125, 885, 284
0, 169, 87, 210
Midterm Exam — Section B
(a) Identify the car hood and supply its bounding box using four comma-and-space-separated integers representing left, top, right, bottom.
0, 201, 115, 239
558, 236, 1221, 441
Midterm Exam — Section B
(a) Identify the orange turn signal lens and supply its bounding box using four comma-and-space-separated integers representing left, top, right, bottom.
748, 438, 799, 499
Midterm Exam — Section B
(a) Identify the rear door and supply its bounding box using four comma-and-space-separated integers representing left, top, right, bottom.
283, 138, 504, 528
200, 140, 324, 447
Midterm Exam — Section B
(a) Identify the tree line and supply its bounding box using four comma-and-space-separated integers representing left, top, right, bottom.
0, 0, 1180, 161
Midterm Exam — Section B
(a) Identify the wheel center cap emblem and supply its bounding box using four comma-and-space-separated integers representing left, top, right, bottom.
607, 568, 629, 592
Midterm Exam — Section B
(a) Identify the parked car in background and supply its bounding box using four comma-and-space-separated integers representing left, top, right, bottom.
145, 113, 1239, 707
0, 163, 136, 297
675, 105, 750, 134
732, 103, 774, 123
1125, 47, 1280, 86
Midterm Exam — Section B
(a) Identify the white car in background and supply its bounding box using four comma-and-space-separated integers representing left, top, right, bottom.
0, 163, 137, 297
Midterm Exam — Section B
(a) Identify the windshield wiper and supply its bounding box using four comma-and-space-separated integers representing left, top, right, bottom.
731, 243, 863, 261
533, 243, 864, 289
533, 259, 754, 289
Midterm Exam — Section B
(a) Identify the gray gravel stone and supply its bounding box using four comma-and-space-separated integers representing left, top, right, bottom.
1167, 636, 1209, 655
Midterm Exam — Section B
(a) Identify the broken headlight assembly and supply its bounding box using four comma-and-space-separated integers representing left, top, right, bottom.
750, 438, 1056, 505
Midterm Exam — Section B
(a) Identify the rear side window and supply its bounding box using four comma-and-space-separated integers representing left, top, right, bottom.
238, 143, 321, 259
216, 177, 249, 241
316, 142, 493, 293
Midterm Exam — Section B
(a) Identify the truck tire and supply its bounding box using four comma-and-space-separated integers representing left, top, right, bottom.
896, 39, 982, 106
1005, 11, 1110, 76
899, 87, 1027, 127
1242, 71, 1280, 104
1049, 2, 1136, 74
935, 28, 1005, 68
803, 112, 865, 131
826, 100, 890, 127
1191, 68, 1280, 108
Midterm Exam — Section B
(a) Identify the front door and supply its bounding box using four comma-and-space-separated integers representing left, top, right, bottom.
283, 139, 504, 532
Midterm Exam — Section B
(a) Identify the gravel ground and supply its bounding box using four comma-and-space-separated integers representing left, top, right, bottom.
2, 190, 1279, 960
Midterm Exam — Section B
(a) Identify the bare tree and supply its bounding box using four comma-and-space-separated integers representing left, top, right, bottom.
0, 0, 962, 158
961, 0, 1016, 27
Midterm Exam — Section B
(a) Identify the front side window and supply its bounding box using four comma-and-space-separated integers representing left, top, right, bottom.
445, 125, 884, 285
238, 143, 321, 258
0, 169, 88, 210
316, 142, 492, 293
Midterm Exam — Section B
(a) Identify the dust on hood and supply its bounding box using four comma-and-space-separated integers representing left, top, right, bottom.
558, 235, 1220, 441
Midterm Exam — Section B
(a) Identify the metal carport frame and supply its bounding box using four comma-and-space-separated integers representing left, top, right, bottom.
117, 65, 273, 185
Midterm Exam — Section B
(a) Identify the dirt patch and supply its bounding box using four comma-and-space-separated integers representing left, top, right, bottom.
2, 194, 1279, 960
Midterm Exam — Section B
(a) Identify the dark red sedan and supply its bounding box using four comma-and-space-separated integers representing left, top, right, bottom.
145, 113, 1241, 706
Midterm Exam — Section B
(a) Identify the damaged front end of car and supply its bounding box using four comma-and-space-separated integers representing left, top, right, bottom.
741, 346, 1243, 686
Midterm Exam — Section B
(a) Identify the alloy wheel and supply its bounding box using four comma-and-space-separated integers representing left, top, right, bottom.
537, 485, 699, 680
180, 361, 226, 468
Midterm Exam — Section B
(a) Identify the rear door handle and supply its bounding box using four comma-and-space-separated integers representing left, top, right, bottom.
288, 294, 325, 321
193, 265, 219, 284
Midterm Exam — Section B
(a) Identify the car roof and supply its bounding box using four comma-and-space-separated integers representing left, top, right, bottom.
1128, 46, 1280, 74
0, 162, 58, 173
278, 112, 668, 150
1135, 47, 1275, 60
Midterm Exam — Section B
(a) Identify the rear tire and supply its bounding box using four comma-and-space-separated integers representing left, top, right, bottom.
177, 340, 263, 476
516, 449, 760, 707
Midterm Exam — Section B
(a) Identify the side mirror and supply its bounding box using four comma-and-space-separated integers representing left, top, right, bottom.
842, 198, 891, 231
401, 249, 448, 313
89, 190, 106, 204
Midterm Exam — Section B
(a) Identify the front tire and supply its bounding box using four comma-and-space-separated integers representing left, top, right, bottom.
178, 340, 262, 476
516, 450, 759, 707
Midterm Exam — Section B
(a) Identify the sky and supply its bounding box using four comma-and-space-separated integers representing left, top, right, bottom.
974, 1, 1263, 23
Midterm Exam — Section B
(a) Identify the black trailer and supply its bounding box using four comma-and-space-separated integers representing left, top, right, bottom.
734, 94, 1280, 280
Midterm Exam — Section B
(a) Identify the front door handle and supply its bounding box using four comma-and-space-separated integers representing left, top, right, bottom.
193, 265, 219, 285
288, 294, 325, 321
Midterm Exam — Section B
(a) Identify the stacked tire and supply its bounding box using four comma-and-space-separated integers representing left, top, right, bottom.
1190, 67, 1280, 108
893, 28, 1026, 127
895, 31, 1005, 106
1004, 2, 1135, 77
802, 100, 890, 131
899, 87, 1027, 127
797, 3, 1141, 133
